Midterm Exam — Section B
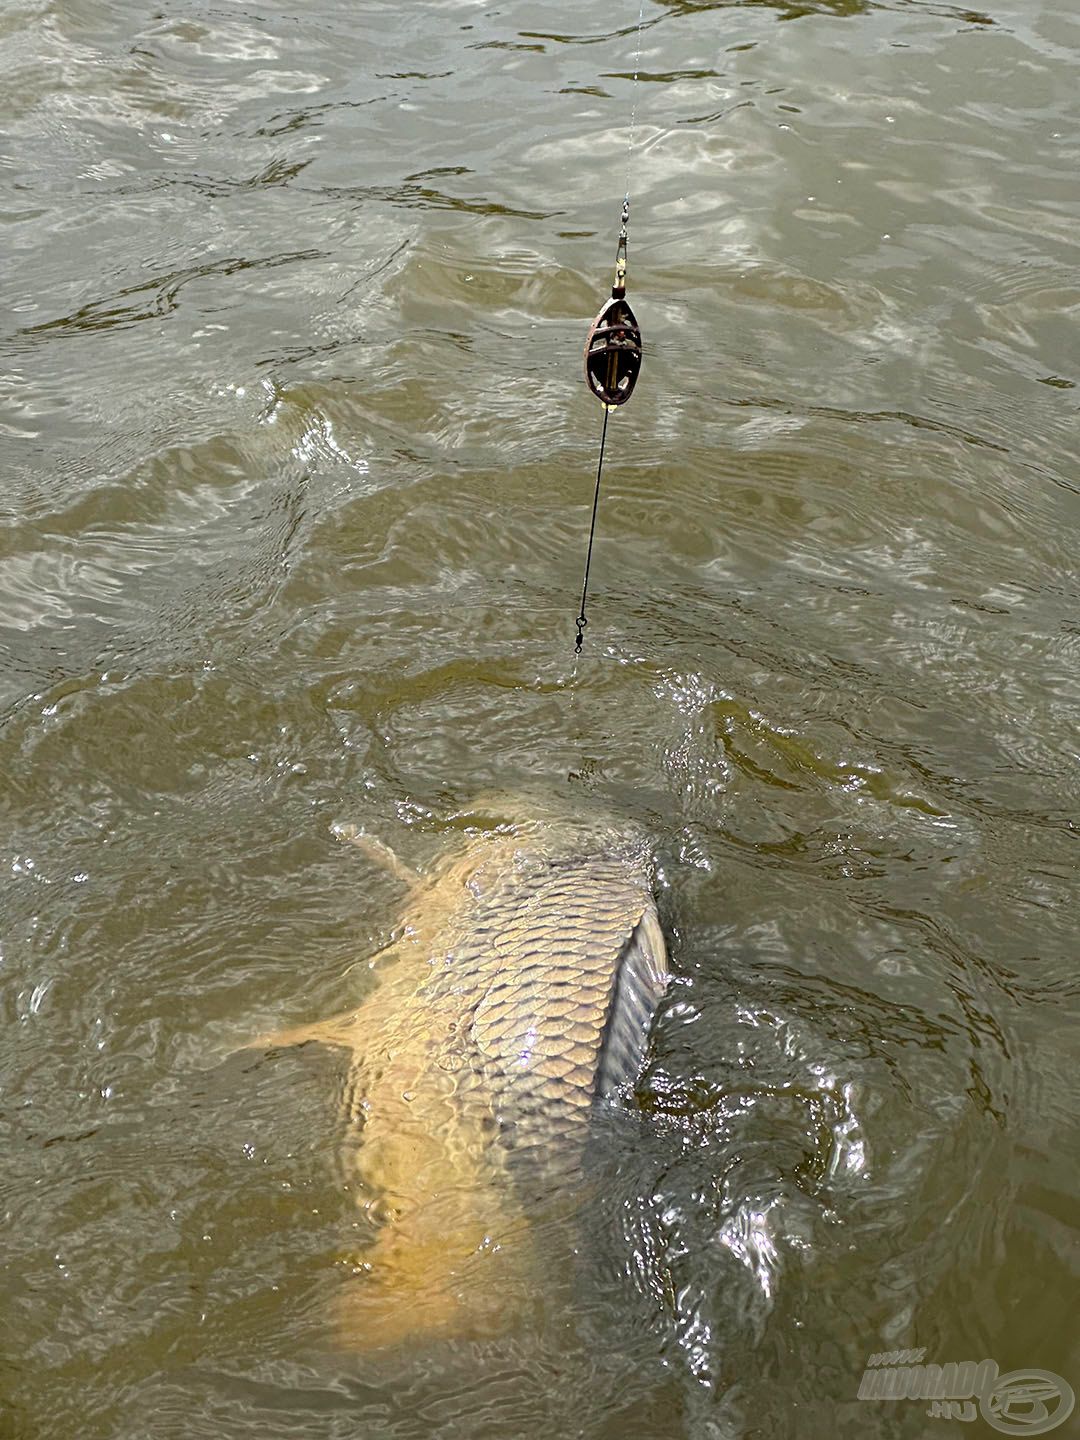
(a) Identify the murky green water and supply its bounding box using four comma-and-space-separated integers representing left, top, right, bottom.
3, 0, 1079, 1435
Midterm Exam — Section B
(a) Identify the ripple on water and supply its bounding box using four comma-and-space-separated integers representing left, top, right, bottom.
2, 0, 1079, 1433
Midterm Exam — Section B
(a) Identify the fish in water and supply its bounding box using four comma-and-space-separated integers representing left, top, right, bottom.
251, 799, 670, 1349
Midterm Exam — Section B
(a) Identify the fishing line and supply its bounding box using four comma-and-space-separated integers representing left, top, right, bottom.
574, 0, 649, 654
574, 405, 610, 652
625, 0, 647, 199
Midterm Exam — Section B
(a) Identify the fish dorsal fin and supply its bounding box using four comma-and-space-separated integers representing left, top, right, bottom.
595, 900, 669, 1100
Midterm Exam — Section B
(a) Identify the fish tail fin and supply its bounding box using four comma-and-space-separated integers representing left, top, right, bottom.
331, 1213, 532, 1351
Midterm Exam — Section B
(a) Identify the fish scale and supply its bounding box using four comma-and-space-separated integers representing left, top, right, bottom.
451, 849, 669, 1164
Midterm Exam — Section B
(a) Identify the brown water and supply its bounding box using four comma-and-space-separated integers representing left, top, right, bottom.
2, 0, 1079, 1435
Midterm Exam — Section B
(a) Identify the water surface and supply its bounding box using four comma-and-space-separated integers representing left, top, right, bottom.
2, 0, 1079, 1436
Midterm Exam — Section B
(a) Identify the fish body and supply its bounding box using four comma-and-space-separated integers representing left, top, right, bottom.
257, 803, 669, 1346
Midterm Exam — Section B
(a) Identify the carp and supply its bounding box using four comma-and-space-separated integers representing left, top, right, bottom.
253, 799, 670, 1348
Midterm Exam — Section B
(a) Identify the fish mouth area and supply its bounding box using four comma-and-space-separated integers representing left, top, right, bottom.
456, 827, 655, 901
441, 791, 654, 876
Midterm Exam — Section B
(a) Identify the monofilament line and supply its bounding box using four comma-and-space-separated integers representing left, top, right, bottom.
574, 405, 611, 654
625, 0, 647, 202
574, 1, 646, 654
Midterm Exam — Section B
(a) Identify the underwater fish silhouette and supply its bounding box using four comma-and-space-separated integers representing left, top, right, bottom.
252, 799, 670, 1348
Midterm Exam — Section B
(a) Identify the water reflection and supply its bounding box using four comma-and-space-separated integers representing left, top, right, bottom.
2, 0, 1078, 1432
